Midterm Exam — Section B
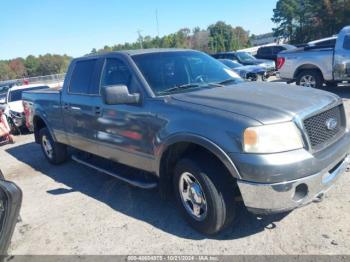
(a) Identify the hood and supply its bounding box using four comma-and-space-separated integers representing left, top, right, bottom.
235, 65, 266, 74
241, 58, 268, 65
8, 101, 24, 113
0, 95, 6, 104
243, 59, 275, 69
171, 82, 339, 124
240, 59, 262, 66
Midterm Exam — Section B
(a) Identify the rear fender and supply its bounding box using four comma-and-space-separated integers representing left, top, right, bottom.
33, 112, 56, 143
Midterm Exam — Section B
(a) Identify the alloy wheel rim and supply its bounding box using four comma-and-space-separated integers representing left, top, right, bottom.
300, 75, 316, 88
179, 172, 208, 221
42, 135, 53, 159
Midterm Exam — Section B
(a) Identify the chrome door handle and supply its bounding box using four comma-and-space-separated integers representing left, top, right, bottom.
70, 106, 81, 111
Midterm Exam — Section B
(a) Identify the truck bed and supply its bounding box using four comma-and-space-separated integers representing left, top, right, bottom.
22, 88, 63, 137
281, 46, 334, 55
23, 87, 61, 103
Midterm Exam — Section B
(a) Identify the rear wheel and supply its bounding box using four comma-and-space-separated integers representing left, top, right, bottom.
296, 70, 323, 88
173, 155, 237, 235
39, 128, 67, 164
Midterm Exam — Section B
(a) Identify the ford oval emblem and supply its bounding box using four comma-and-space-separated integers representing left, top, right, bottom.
325, 118, 338, 130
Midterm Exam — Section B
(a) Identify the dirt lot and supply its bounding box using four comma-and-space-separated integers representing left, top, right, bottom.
1, 84, 350, 255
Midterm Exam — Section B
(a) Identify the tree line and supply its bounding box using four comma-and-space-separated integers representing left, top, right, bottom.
90, 21, 250, 55
0, 54, 72, 81
272, 0, 350, 44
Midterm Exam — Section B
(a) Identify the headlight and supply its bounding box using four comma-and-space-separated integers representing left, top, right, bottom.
238, 71, 247, 78
243, 122, 304, 153
10, 110, 22, 118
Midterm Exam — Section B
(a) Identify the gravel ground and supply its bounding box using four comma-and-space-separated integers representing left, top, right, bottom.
1, 83, 350, 255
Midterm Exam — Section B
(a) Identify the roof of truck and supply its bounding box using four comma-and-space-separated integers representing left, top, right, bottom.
84, 48, 196, 59
123, 48, 193, 55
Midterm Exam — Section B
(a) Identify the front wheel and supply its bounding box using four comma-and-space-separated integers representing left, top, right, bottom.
173, 156, 237, 235
39, 128, 67, 165
296, 70, 323, 88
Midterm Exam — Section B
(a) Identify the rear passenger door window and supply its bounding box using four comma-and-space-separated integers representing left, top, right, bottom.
69, 59, 97, 94
343, 35, 350, 50
273, 46, 285, 54
259, 47, 271, 55
228, 54, 237, 61
100, 58, 132, 90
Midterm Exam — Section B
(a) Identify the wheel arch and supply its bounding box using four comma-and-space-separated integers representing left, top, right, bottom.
156, 133, 241, 198
293, 64, 324, 80
33, 114, 55, 143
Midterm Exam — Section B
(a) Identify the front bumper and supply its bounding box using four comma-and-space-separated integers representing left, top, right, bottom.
237, 155, 350, 214
266, 69, 276, 77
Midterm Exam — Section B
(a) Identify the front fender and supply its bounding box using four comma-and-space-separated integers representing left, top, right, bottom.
155, 132, 241, 179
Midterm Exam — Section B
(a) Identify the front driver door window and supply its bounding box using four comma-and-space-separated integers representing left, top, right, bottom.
100, 58, 134, 92
97, 58, 155, 172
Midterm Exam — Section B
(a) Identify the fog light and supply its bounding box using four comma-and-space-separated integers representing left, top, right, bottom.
293, 183, 308, 202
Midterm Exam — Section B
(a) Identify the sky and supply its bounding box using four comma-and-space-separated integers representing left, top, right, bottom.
0, 0, 277, 60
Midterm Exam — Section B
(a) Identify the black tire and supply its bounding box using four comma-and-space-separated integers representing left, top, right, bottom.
173, 155, 237, 235
296, 70, 324, 89
39, 127, 67, 165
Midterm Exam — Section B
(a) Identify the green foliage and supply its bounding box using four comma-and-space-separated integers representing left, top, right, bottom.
0, 61, 16, 80
24, 55, 39, 76
272, 0, 350, 44
90, 22, 250, 54
0, 54, 72, 81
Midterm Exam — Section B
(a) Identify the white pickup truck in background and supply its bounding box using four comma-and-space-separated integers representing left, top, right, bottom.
277, 26, 350, 88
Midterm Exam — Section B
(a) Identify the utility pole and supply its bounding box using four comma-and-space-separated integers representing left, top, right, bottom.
155, 9, 160, 37
137, 29, 143, 49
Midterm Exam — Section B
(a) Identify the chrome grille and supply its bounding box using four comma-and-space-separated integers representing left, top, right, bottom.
303, 105, 346, 150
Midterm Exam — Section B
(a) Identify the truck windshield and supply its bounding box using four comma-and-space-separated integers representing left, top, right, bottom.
132, 51, 242, 95
9, 86, 49, 102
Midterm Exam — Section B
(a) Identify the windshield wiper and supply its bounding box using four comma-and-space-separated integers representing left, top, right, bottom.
208, 82, 224, 87
158, 83, 200, 95
217, 78, 238, 85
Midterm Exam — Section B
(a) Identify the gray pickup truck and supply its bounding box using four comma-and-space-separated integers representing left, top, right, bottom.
23, 49, 350, 235
278, 26, 350, 88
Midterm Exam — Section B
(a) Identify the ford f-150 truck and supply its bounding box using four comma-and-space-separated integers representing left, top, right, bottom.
277, 26, 350, 88
23, 49, 350, 235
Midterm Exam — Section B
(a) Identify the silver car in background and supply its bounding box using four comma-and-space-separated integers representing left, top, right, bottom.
277, 26, 350, 88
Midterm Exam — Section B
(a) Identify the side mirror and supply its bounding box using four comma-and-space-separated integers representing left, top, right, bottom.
101, 85, 140, 105
0, 170, 22, 255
